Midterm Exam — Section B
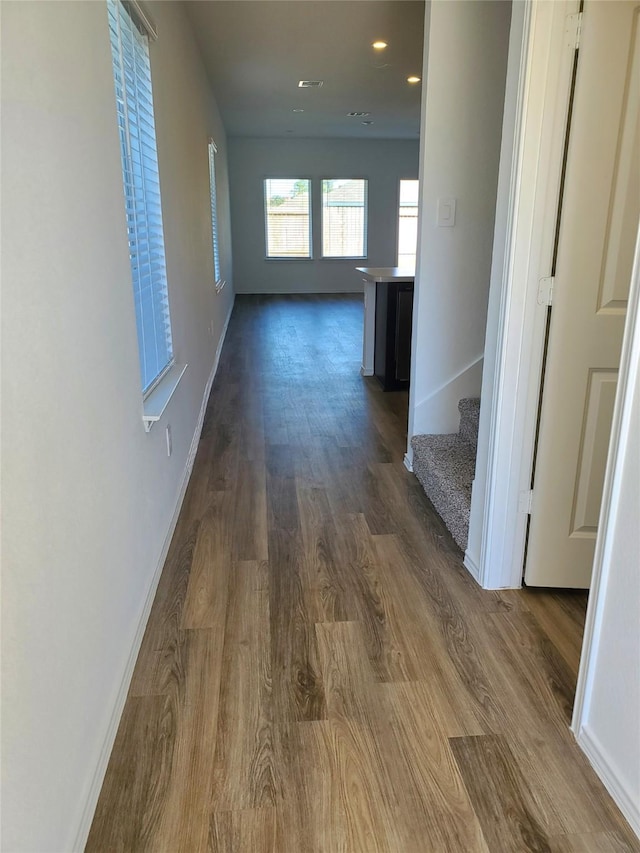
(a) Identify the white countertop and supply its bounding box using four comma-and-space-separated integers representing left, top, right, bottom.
356, 266, 415, 283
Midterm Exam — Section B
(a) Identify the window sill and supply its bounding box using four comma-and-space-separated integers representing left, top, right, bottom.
142, 363, 188, 432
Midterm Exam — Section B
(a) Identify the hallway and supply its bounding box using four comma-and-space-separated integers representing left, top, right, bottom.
87, 295, 636, 852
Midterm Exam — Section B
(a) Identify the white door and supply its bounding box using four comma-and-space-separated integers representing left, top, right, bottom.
525, 0, 639, 588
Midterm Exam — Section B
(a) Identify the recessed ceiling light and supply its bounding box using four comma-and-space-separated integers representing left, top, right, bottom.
407, 75, 421, 84
347, 112, 371, 118
362, 120, 374, 126
298, 80, 323, 88
372, 41, 388, 49
292, 109, 305, 113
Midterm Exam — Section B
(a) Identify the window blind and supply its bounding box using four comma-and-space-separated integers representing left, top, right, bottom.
208, 140, 221, 283
108, 0, 173, 395
321, 179, 367, 258
397, 179, 419, 268
264, 179, 311, 258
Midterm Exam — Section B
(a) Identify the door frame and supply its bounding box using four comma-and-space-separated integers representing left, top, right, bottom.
571, 220, 640, 834
475, 0, 581, 590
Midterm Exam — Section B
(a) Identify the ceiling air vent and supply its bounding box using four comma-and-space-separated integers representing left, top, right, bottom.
347, 112, 371, 117
298, 80, 324, 88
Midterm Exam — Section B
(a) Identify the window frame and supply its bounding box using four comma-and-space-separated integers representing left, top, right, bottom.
208, 138, 224, 290
320, 177, 368, 260
108, 0, 175, 399
396, 178, 420, 270
263, 177, 313, 260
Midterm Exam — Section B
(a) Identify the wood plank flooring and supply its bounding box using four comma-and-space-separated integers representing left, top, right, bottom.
87, 294, 639, 852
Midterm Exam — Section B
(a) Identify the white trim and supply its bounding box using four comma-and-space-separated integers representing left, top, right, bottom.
403, 452, 413, 473
72, 295, 234, 852
234, 287, 365, 295
478, 0, 580, 589
575, 725, 640, 839
463, 551, 482, 585
142, 362, 188, 432
127, 0, 157, 41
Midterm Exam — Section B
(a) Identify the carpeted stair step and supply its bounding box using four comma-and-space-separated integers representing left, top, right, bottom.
458, 397, 481, 452
410, 432, 476, 551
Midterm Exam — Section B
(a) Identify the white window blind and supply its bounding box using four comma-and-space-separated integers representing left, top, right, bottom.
321, 179, 367, 258
397, 179, 419, 268
264, 179, 311, 258
208, 139, 221, 283
108, 0, 173, 395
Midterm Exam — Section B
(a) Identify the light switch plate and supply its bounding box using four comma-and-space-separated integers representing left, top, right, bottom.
437, 197, 457, 227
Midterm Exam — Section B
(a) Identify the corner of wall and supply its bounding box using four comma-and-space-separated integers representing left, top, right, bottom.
575, 725, 640, 840
463, 549, 482, 585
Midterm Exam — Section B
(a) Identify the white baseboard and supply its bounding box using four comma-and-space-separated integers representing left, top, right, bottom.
463, 550, 482, 585
185, 296, 234, 472
403, 452, 413, 472
576, 725, 640, 840
360, 366, 374, 376
235, 288, 364, 295
72, 295, 235, 852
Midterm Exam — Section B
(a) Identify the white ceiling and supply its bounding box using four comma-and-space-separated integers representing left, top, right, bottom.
183, 1, 425, 139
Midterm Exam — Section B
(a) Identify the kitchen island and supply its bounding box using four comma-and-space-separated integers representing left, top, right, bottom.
357, 266, 415, 390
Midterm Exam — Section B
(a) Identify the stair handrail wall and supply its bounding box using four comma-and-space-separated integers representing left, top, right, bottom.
407, 354, 484, 453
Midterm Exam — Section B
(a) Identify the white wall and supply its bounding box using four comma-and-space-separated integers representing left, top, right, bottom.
408, 0, 511, 440
1, 2, 233, 850
573, 227, 640, 839
580, 369, 640, 835
227, 138, 419, 293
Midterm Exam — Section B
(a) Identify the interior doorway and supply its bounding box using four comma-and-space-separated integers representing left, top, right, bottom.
473, 0, 639, 593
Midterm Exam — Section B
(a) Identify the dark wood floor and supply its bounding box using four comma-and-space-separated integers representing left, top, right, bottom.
87, 294, 638, 852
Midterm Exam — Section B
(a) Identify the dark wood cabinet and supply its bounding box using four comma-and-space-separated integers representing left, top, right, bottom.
374, 280, 414, 391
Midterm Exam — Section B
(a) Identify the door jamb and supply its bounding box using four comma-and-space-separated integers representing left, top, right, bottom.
476, 0, 581, 589
572, 223, 640, 737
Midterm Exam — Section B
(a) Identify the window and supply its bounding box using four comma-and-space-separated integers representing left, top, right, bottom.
208, 139, 222, 285
108, 0, 173, 395
321, 179, 367, 258
264, 179, 311, 258
397, 179, 419, 269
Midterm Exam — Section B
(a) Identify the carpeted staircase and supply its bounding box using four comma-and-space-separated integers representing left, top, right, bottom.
410, 398, 480, 552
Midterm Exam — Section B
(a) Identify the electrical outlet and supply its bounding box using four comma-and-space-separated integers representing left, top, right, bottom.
166, 424, 172, 457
